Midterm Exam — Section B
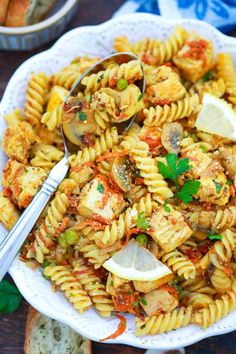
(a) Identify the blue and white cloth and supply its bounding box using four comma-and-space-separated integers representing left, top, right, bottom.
113, 0, 236, 33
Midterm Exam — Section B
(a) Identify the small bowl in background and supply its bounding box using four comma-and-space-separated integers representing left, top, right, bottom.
0, 0, 79, 51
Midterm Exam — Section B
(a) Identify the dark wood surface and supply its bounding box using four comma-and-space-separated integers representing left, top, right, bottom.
1, 1, 236, 353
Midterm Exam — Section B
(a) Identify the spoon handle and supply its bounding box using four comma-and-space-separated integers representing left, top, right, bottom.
0, 156, 69, 281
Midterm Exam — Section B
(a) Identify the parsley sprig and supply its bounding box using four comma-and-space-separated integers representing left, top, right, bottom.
158, 153, 200, 204
208, 231, 222, 241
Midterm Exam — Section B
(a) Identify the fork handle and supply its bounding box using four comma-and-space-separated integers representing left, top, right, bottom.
0, 176, 58, 281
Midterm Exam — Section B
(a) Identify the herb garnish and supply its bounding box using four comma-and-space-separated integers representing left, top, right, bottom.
138, 296, 147, 305
158, 153, 200, 203
0, 280, 22, 314
208, 231, 222, 241
97, 183, 104, 194
78, 111, 87, 121
212, 179, 222, 194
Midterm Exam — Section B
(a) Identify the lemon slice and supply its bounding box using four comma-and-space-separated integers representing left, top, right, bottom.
103, 239, 172, 281
195, 93, 236, 140
47, 86, 69, 112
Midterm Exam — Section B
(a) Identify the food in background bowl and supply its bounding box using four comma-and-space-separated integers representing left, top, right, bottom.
2, 0, 57, 27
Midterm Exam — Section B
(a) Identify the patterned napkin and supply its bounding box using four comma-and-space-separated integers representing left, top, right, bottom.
113, 0, 236, 33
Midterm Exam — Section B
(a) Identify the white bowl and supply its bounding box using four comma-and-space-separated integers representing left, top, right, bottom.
0, 0, 78, 50
1, 13, 236, 350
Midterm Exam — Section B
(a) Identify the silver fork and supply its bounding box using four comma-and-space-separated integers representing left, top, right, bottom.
0, 128, 69, 281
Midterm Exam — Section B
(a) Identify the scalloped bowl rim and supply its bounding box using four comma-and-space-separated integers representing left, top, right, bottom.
0, 0, 78, 34
0, 13, 236, 349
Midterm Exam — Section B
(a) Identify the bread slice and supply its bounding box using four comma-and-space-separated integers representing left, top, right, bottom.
24, 307, 92, 354
0, 0, 10, 25
5, 0, 57, 27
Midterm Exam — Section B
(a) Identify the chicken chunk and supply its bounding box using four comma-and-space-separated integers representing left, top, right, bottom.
146, 65, 186, 105
0, 191, 20, 229
197, 172, 230, 206
2, 160, 47, 209
148, 207, 193, 252
78, 175, 125, 221
133, 273, 174, 294
106, 273, 129, 296
2, 121, 39, 164
173, 34, 214, 82
140, 286, 178, 316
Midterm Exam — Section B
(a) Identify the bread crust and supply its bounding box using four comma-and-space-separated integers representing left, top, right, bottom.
24, 306, 40, 354
5, 0, 57, 27
0, 0, 10, 25
5, 0, 30, 27
24, 306, 92, 354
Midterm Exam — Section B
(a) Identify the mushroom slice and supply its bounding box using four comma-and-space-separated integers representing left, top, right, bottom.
111, 156, 133, 192
62, 104, 97, 147
161, 122, 183, 154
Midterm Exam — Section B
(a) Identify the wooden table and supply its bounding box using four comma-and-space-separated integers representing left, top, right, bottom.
1, 1, 236, 353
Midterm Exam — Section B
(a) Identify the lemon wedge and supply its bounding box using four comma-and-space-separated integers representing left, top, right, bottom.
47, 86, 69, 112
103, 239, 172, 281
195, 93, 236, 140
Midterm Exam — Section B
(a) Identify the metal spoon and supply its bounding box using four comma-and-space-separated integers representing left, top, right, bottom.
0, 52, 145, 280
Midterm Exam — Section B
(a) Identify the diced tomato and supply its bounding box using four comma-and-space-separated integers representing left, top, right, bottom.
94, 267, 109, 282
122, 227, 141, 246
197, 241, 211, 256
112, 292, 140, 315
185, 247, 202, 264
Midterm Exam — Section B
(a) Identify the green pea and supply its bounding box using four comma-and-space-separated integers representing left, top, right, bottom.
58, 233, 68, 248
64, 229, 79, 245
117, 78, 128, 91
136, 233, 148, 246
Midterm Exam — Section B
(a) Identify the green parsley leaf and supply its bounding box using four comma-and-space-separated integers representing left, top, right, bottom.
132, 301, 139, 307
138, 93, 144, 101
0, 280, 22, 314
136, 211, 149, 230
158, 153, 191, 185
138, 296, 147, 305
212, 179, 222, 193
78, 111, 87, 121
209, 232, 222, 241
176, 285, 183, 294
177, 180, 200, 203
172, 276, 180, 285
226, 179, 232, 185
201, 70, 214, 82
97, 183, 104, 193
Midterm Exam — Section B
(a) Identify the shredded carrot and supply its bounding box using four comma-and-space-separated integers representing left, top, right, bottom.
73, 269, 89, 276
75, 219, 106, 231
100, 314, 127, 342
230, 184, 236, 197
54, 217, 70, 238
72, 161, 96, 172
108, 174, 123, 194
96, 150, 129, 162
92, 213, 111, 225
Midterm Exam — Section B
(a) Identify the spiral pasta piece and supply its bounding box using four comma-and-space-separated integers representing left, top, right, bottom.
74, 259, 114, 317
181, 292, 214, 309
161, 250, 196, 280
41, 103, 63, 131
199, 229, 236, 274
217, 53, 236, 104
80, 243, 111, 269
189, 207, 236, 232
69, 127, 119, 168
114, 36, 161, 57
30, 144, 63, 171
143, 94, 200, 127
43, 265, 92, 313
193, 291, 236, 329
131, 140, 173, 200
81, 60, 143, 93
94, 194, 156, 248
24, 73, 48, 128
181, 277, 216, 295
136, 306, 192, 336
28, 192, 70, 263
210, 268, 233, 293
